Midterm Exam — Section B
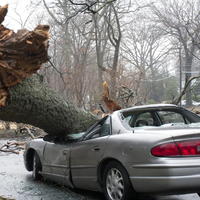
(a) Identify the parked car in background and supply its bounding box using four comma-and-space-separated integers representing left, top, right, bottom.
24, 104, 200, 200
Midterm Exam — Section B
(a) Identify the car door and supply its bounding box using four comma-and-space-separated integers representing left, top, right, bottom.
42, 140, 71, 186
70, 116, 111, 191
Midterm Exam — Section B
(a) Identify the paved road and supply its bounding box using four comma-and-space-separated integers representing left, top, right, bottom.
0, 140, 199, 200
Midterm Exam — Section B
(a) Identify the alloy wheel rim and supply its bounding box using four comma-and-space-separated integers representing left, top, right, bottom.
106, 168, 124, 200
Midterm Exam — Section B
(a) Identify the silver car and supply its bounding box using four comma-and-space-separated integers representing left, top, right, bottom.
24, 104, 200, 200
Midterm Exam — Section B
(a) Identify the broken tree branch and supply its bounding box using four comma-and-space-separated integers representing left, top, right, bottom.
172, 75, 200, 105
102, 81, 121, 112
0, 141, 24, 154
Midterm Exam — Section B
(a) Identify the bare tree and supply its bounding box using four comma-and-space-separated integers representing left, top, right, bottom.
122, 15, 171, 103
91, 2, 122, 101
92, 7, 109, 97
39, 0, 99, 109
150, 0, 200, 106
106, 4, 122, 99
41, 0, 124, 107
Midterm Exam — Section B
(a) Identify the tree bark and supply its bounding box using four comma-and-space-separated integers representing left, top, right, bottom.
107, 5, 121, 99
185, 54, 194, 106
0, 75, 97, 136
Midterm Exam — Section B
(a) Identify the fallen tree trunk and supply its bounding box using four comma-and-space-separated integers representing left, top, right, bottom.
0, 4, 97, 136
0, 75, 97, 136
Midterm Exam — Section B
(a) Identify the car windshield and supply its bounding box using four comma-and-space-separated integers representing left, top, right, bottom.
66, 132, 86, 140
121, 107, 200, 130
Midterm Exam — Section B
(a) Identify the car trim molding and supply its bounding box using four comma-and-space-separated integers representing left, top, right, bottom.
71, 165, 95, 169
43, 164, 69, 169
132, 163, 200, 168
130, 174, 200, 180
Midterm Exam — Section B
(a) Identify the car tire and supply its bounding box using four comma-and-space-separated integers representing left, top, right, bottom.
32, 152, 42, 181
103, 161, 137, 200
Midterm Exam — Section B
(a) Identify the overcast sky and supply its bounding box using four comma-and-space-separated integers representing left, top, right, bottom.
0, 0, 48, 31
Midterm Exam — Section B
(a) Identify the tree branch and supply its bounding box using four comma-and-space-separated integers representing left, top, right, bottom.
43, 0, 63, 25
172, 75, 200, 105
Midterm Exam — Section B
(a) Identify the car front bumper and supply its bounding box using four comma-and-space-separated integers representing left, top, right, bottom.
129, 159, 200, 194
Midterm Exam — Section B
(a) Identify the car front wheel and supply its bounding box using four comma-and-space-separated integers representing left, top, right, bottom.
32, 152, 42, 180
103, 161, 137, 200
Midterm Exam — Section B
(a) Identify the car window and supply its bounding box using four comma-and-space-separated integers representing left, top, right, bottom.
125, 111, 156, 127
83, 116, 111, 140
157, 111, 186, 124
121, 107, 200, 130
135, 112, 154, 127
100, 117, 111, 136
180, 108, 200, 123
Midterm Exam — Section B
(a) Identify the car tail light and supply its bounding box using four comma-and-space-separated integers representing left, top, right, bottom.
151, 140, 200, 157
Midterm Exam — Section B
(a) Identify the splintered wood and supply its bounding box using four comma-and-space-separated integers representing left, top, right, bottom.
0, 4, 8, 24
0, 4, 49, 106
102, 81, 121, 113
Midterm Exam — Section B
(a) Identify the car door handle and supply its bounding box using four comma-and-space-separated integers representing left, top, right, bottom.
92, 146, 100, 151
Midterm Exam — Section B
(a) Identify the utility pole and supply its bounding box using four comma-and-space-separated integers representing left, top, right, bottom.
179, 45, 182, 106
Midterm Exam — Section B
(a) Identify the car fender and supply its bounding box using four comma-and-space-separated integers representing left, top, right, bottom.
24, 139, 46, 171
